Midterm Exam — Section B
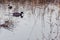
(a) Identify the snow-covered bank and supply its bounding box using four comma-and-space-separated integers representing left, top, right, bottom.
0, 3, 60, 40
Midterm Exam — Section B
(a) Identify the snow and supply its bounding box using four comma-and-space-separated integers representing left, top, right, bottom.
0, 3, 60, 40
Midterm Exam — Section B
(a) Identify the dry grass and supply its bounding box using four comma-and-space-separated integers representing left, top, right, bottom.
0, 0, 59, 5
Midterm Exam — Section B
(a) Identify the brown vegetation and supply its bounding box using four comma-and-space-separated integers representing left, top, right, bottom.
0, 0, 59, 5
